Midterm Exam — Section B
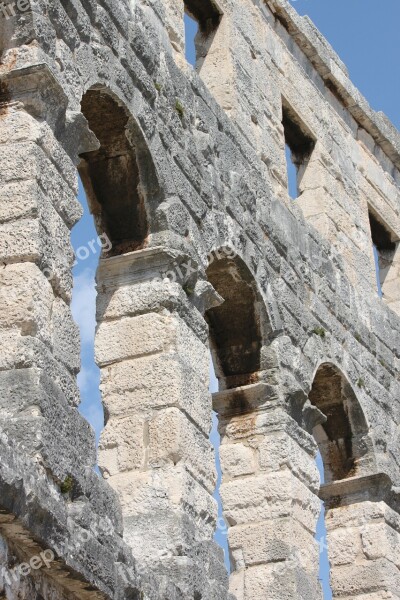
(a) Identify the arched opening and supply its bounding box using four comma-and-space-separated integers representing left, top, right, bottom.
206, 250, 271, 581
282, 99, 316, 201
310, 363, 369, 483
308, 363, 370, 599
73, 89, 159, 456
183, 0, 221, 70
368, 208, 399, 303
78, 88, 153, 256
206, 250, 267, 390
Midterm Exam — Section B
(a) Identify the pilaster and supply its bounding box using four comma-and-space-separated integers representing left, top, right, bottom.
96, 246, 230, 598
213, 383, 323, 600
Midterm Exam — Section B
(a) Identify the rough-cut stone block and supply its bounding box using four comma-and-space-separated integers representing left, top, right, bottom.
96, 313, 209, 382
258, 430, 320, 491
221, 472, 321, 531
361, 524, 400, 569
330, 559, 400, 597
148, 407, 216, 493
95, 313, 173, 366
100, 354, 212, 433
108, 465, 217, 537
219, 443, 256, 479
0, 263, 53, 344
228, 518, 319, 569
328, 526, 363, 566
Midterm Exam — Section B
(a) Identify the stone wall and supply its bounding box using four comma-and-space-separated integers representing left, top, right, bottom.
0, 0, 400, 598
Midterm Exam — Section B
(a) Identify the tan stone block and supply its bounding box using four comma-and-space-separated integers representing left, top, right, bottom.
108, 465, 217, 537
0, 110, 42, 145
361, 524, 400, 569
100, 354, 212, 433
325, 502, 387, 532
219, 443, 256, 479
258, 430, 320, 491
0, 219, 40, 262
229, 568, 244, 600
0, 180, 38, 223
229, 518, 318, 570
99, 415, 145, 477
328, 526, 363, 566
220, 471, 320, 531
148, 407, 216, 493
95, 313, 173, 366
330, 559, 400, 597
0, 263, 53, 344
96, 312, 209, 383
242, 564, 294, 599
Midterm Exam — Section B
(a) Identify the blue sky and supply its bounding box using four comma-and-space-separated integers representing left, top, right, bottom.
71, 3, 399, 596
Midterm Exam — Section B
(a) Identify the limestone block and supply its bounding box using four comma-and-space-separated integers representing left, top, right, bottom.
228, 518, 319, 570
0, 330, 80, 406
220, 471, 321, 531
258, 430, 320, 492
95, 313, 173, 367
0, 366, 95, 477
0, 143, 40, 184
96, 313, 209, 383
100, 354, 212, 433
0, 219, 40, 263
51, 297, 80, 373
0, 180, 39, 223
242, 562, 321, 600
324, 502, 387, 532
148, 407, 216, 493
171, 315, 210, 384
0, 109, 42, 145
0, 263, 53, 344
328, 526, 363, 566
0, 330, 28, 371
219, 443, 256, 479
96, 278, 208, 344
330, 559, 400, 597
99, 414, 145, 477
229, 568, 245, 600
361, 524, 400, 569
0, 368, 43, 416
108, 464, 217, 537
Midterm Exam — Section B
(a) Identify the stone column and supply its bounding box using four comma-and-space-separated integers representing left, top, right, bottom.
321, 474, 400, 599
381, 243, 400, 317
0, 65, 99, 484
96, 246, 229, 598
213, 383, 323, 600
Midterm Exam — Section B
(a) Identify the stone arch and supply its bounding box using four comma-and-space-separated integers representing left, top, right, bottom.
205, 248, 272, 391
78, 86, 161, 256
307, 362, 370, 483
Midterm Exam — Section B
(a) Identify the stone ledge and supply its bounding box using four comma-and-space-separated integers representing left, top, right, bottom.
320, 473, 394, 509
212, 383, 277, 416
265, 0, 400, 170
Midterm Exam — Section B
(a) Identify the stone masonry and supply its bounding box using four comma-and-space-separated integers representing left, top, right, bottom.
0, 0, 400, 598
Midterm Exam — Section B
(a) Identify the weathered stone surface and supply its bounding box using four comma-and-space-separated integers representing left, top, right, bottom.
0, 0, 400, 598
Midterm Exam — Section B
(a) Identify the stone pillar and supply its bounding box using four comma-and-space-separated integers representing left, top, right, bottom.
321, 474, 400, 599
213, 383, 323, 600
0, 65, 99, 484
96, 246, 229, 598
381, 243, 400, 316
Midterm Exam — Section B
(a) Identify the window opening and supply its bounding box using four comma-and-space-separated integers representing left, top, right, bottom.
282, 101, 315, 199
